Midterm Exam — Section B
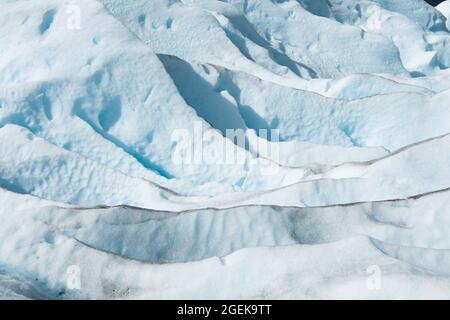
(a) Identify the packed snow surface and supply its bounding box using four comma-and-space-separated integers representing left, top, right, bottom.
0, 0, 450, 299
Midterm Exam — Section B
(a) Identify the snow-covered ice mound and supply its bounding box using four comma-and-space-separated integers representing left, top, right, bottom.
0, 0, 450, 299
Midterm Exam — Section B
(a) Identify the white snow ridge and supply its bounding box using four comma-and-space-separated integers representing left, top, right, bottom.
0, 0, 450, 300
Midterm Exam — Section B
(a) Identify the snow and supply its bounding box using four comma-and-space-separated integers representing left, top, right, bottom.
0, 0, 450, 299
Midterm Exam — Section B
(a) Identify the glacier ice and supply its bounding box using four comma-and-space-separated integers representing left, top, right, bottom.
0, 0, 450, 299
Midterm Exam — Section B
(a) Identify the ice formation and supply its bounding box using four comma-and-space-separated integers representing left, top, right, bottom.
0, 0, 450, 299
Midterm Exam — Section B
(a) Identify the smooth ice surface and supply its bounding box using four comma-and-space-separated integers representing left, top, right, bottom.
438, 1, 450, 29
0, 0, 450, 299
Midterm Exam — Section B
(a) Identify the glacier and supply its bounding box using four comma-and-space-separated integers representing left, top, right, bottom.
0, 0, 450, 299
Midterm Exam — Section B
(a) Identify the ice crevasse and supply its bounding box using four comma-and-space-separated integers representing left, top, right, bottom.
0, 0, 450, 299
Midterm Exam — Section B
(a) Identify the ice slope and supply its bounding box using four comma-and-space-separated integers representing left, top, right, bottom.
0, 124, 182, 209
25, 188, 450, 264
4, 192, 450, 299
5, 122, 450, 210
0, 0, 294, 190
103, 0, 408, 79
0, 269, 52, 300
3, 182, 450, 299
1, 0, 450, 299
210, 71, 450, 148
325, 0, 450, 74
158, 55, 441, 148
186, 132, 450, 209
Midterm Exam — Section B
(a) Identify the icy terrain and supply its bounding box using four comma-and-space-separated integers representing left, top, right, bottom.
0, 0, 450, 299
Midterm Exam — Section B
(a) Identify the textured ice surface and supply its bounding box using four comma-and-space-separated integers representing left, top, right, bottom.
0, 0, 450, 299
